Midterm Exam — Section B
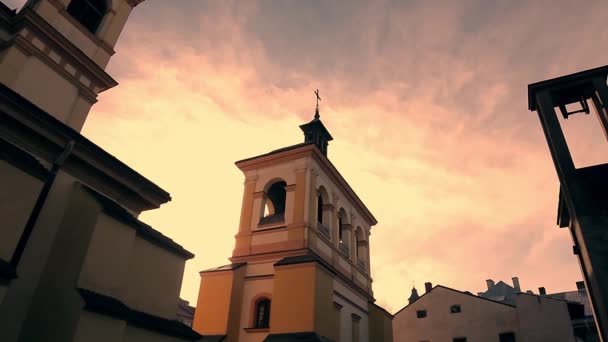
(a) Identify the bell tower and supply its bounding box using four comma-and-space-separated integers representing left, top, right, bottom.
193, 95, 394, 342
0, 0, 145, 131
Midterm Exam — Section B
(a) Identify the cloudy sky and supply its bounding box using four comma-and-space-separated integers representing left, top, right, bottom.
6, 0, 608, 313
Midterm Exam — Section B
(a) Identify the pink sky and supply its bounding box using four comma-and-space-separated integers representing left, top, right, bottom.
5, 0, 608, 313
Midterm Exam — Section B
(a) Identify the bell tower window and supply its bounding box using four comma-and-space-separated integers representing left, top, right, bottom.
259, 180, 287, 225
316, 186, 330, 238
317, 192, 323, 223
67, 0, 107, 34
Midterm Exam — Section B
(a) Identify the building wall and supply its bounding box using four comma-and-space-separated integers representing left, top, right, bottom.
0, 159, 44, 261
515, 294, 576, 342
369, 303, 393, 342
0, 0, 139, 132
334, 279, 370, 342
393, 287, 518, 342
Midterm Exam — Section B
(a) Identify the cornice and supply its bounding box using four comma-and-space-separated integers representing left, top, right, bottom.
0, 82, 171, 212
10, 8, 117, 92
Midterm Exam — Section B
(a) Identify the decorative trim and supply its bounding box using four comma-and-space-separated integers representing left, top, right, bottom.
10, 8, 117, 91
199, 262, 246, 274
244, 328, 269, 333
245, 274, 273, 281
13, 35, 98, 103
0, 136, 49, 181
284, 184, 296, 192
322, 203, 335, 211
351, 313, 361, 321
334, 291, 368, 314
253, 191, 265, 199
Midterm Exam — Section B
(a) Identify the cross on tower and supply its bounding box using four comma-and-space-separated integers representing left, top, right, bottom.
314, 89, 321, 120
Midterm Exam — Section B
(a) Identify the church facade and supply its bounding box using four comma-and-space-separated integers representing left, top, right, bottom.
0, 0, 200, 341
192, 107, 393, 341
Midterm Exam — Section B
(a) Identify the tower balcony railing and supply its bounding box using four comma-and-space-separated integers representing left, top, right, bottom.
339, 241, 349, 255
317, 222, 330, 239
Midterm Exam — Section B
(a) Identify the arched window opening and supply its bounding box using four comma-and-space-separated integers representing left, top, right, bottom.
355, 227, 366, 266
338, 208, 350, 255
338, 214, 344, 242
317, 192, 323, 224
260, 181, 286, 225
316, 186, 330, 239
254, 298, 271, 329
67, 0, 107, 34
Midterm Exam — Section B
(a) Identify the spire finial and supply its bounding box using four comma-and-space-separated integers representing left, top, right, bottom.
314, 89, 321, 120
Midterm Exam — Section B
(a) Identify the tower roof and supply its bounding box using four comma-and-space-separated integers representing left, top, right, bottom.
299, 89, 333, 156
408, 287, 420, 304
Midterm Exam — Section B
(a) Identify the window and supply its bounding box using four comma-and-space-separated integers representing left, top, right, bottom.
260, 181, 286, 225
453, 338, 467, 342
450, 304, 461, 313
254, 298, 271, 329
317, 191, 323, 223
338, 214, 343, 241
416, 310, 427, 318
66, 0, 107, 33
351, 314, 361, 342
355, 227, 366, 266
499, 332, 516, 342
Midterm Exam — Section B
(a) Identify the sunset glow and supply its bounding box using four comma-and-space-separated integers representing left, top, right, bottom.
5, 0, 607, 313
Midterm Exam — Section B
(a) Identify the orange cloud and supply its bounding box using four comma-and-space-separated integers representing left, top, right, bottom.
75, 0, 608, 312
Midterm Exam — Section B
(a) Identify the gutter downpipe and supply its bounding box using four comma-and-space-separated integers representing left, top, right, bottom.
10, 140, 75, 269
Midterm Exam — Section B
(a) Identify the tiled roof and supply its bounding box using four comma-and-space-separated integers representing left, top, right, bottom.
200, 262, 246, 274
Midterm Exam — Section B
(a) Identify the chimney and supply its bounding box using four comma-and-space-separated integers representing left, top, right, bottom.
538, 287, 546, 295
425, 282, 433, 293
486, 279, 495, 290
576, 281, 585, 291
512, 277, 521, 291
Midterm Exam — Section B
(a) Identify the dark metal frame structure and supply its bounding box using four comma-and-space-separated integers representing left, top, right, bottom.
528, 65, 608, 342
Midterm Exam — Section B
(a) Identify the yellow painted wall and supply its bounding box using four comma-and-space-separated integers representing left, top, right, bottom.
0, 160, 43, 261
77, 214, 137, 301
123, 234, 186, 319
270, 264, 316, 333
314, 266, 338, 340
193, 272, 235, 335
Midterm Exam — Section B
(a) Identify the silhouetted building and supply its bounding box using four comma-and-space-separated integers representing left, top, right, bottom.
0, 1, 200, 341
478, 277, 531, 305
394, 281, 577, 342
547, 281, 600, 342
528, 65, 608, 341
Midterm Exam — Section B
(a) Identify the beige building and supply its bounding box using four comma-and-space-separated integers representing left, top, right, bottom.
192, 104, 393, 341
0, 0, 201, 341
393, 283, 577, 342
